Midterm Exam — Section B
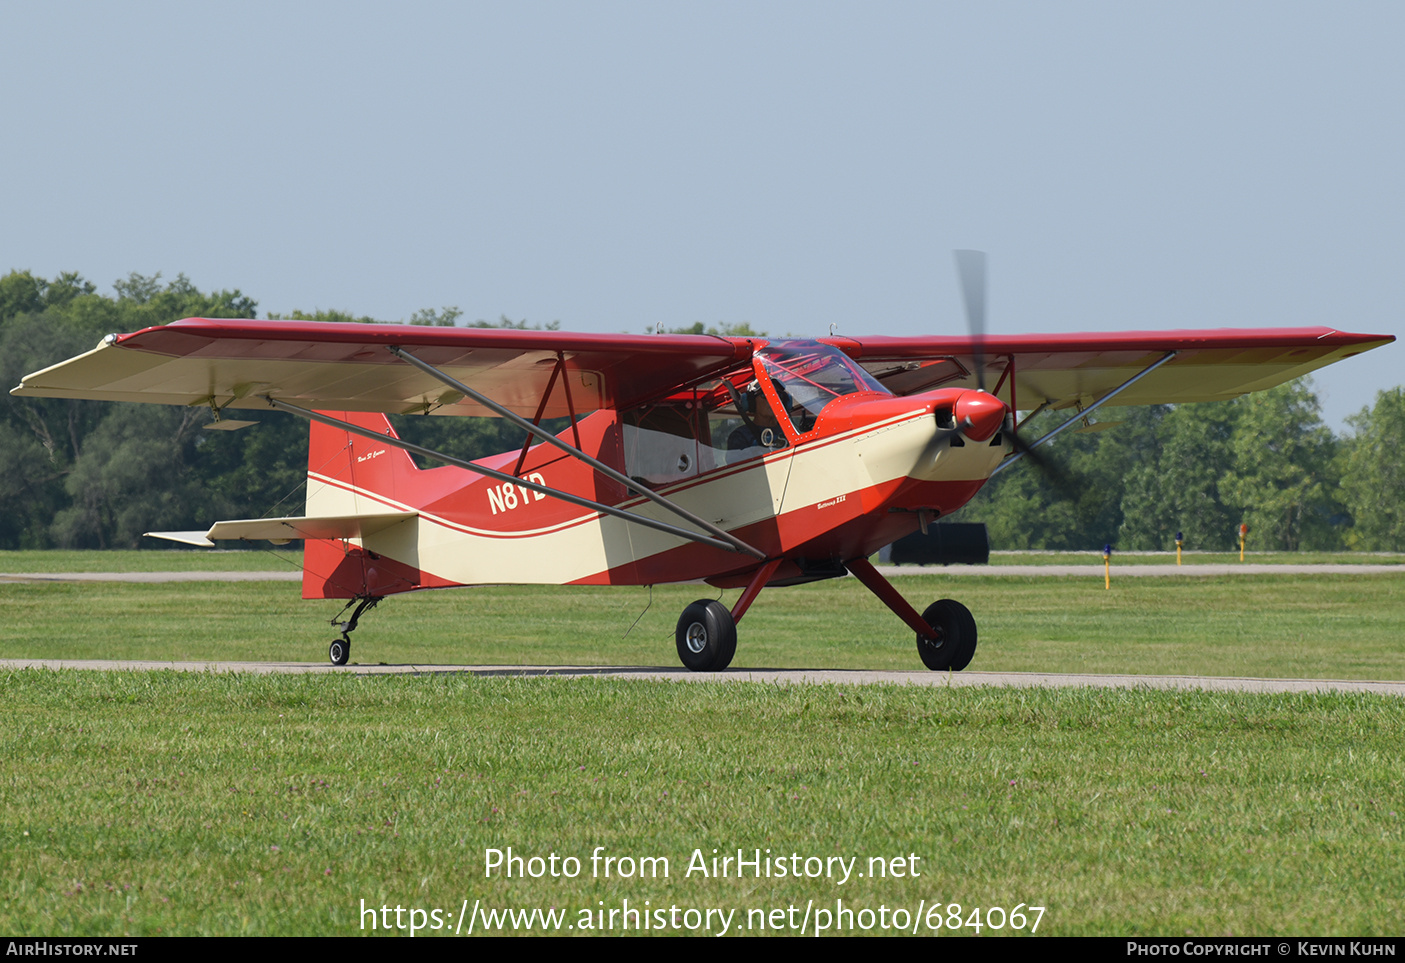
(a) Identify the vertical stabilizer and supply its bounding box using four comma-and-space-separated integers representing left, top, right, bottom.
303, 411, 424, 599
306, 410, 420, 515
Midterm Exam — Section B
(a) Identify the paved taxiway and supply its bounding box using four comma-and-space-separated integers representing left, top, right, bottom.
2, 659, 1401, 698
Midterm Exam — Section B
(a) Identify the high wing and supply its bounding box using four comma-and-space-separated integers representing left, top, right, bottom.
11, 318, 1392, 417
10, 318, 752, 417
829, 328, 1394, 410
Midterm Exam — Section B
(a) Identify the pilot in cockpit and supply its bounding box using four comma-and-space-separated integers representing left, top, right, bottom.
727, 381, 790, 462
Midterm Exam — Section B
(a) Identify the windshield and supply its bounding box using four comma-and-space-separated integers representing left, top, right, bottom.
756, 341, 889, 432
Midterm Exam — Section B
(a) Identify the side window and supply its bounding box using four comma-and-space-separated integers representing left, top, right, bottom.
621, 402, 702, 487
701, 378, 789, 467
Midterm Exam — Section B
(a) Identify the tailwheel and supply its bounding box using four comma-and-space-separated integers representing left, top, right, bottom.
916, 599, 977, 671
675, 599, 737, 672
326, 594, 381, 667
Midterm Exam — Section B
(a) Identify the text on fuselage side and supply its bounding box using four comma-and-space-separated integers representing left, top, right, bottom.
489, 473, 547, 515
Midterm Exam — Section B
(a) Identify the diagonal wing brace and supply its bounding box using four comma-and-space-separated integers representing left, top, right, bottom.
264, 396, 767, 560
991, 350, 1178, 477
385, 344, 766, 559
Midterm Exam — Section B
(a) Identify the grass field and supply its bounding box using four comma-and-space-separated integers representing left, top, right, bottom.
4, 672, 1403, 937
2, 570, 1402, 680
3, 554, 1404, 936
985, 550, 1405, 566
0, 549, 300, 573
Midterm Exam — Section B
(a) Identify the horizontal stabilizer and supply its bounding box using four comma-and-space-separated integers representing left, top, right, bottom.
146, 530, 219, 548
146, 512, 417, 547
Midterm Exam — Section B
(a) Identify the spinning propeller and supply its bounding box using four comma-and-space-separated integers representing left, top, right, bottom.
953, 249, 990, 394
951, 250, 1070, 487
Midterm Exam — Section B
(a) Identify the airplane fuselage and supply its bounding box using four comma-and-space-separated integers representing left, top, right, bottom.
300, 374, 1011, 599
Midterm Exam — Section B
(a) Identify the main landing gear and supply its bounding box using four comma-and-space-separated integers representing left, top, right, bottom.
670, 556, 978, 673
915, 599, 977, 671
846, 556, 978, 672
328, 595, 382, 666
675, 600, 737, 672
673, 558, 780, 673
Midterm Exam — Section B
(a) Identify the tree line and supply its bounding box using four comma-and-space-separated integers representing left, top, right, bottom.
2, 269, 1402, 551
953, 382, 1405, 552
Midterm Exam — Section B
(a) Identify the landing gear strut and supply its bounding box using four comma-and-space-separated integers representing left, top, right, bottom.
845, 556, 979, 671
672, 559, 782, 673
328, 595, 382, 666
669, 557, 982, 673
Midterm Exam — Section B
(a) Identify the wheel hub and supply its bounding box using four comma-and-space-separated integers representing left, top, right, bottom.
685, 621, 708, 654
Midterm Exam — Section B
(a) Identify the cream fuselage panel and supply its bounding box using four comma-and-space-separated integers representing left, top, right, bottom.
779, 407, 1007, 512
305, 406, 1006, 587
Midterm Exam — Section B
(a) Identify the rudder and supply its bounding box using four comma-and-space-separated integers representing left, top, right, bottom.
306, 410, 421, 513
303, 411, 425, 600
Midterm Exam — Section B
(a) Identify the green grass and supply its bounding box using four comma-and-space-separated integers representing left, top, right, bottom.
4, 554, 1404, 936
0, 549, 299, 573
2, 573, 1403, 680
985, 551, 1405, 566
2, 671, 1401, 936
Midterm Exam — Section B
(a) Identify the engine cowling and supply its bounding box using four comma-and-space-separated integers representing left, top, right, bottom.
952, 390, 1006, 442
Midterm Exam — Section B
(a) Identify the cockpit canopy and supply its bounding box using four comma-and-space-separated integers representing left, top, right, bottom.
619, 341, 891, 487
755, 341, 889, 433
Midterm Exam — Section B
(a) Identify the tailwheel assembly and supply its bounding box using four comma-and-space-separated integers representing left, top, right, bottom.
327, 595, 382, 666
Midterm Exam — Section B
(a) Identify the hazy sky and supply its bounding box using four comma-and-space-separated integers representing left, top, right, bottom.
4, 1, 1401, 428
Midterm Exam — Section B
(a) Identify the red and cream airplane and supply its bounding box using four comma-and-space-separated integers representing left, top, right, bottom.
11, 256, 1392, 671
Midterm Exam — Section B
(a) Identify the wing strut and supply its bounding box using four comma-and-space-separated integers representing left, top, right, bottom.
262, 396, 766, 560
385, 344, 766, 559
991, 350, 1178, 477
510, 353, 565, 477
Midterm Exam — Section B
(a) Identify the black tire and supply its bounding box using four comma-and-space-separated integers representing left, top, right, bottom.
916, 599, 978, 671
329, 638, 350, 666
675, 600, 737, 672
